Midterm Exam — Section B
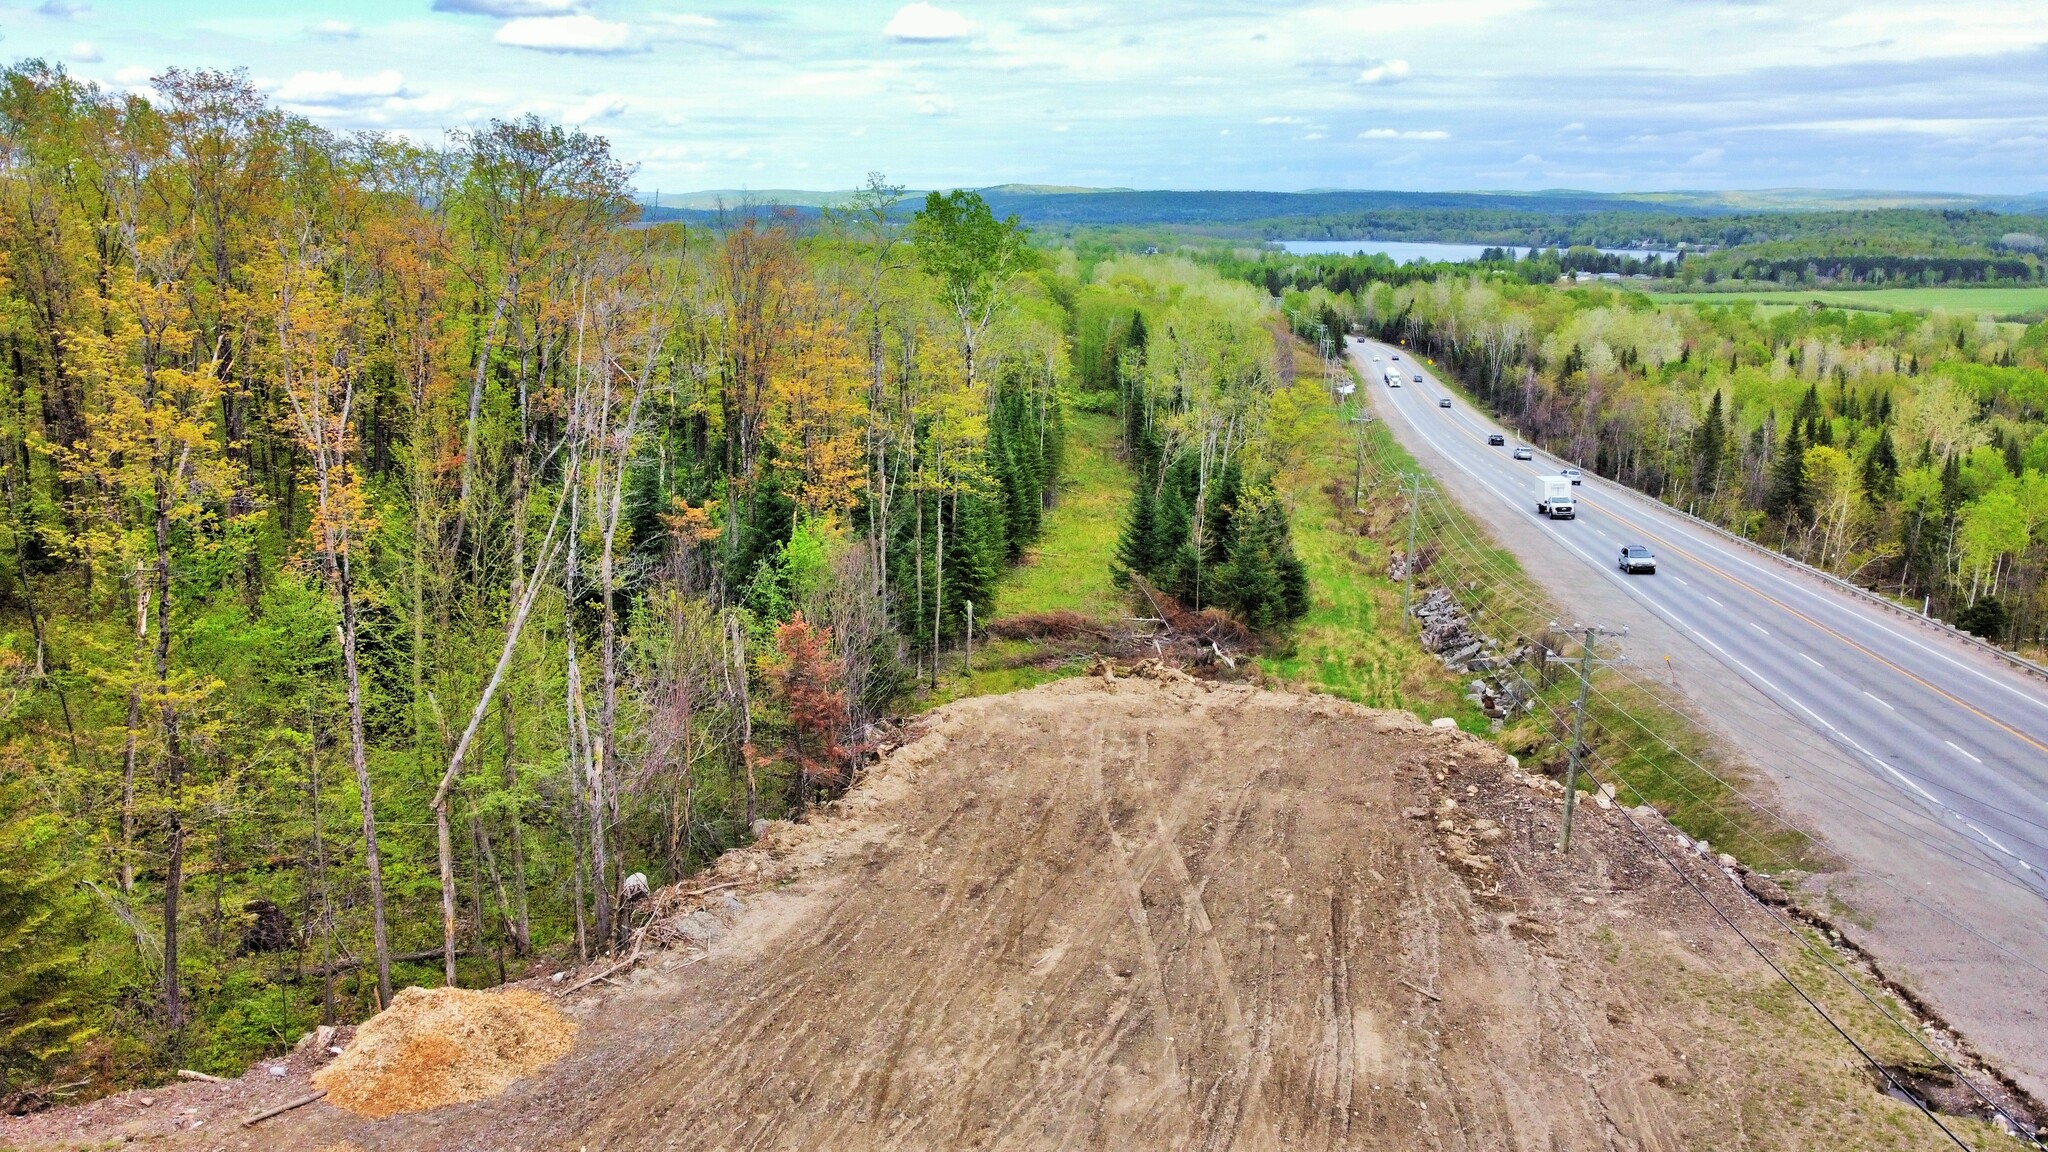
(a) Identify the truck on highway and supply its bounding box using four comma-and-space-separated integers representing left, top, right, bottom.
1384, 370, 1401, 387
1536, 475, 1575, 519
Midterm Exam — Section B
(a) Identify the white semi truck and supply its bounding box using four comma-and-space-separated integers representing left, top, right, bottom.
1536, 475, 1575, 519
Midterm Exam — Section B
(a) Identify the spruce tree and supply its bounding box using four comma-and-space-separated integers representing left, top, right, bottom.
1114, 479, 1159, 585
1765, 420, 1810, 522
0, 782, 99, 1095
1862, 426, 1899, 501
1693, 390, 1726, 497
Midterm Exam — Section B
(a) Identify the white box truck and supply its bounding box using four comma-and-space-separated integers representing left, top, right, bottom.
1537, 475, 1575, 519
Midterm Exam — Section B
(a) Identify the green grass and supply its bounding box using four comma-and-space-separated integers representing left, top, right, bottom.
1257, 399, 1491, 730
1651, 285, 2048, 316
997, 411, 1131, 619
926, 410, 1132, 705
1304, 390, 1816, 872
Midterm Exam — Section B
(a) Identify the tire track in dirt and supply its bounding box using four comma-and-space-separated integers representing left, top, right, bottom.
78, 674, 2023, 1152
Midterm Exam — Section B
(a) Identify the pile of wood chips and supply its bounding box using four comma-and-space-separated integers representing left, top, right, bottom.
311, 986, 576, 1119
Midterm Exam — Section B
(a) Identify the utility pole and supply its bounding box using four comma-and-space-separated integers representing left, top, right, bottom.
965, 600, 973, 674
1349, 412, 1373, 510
1547, 623, 1626, 852
1400, 472, 1435, 627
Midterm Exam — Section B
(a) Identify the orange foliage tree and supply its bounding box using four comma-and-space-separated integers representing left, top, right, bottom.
767, 613, 852, 807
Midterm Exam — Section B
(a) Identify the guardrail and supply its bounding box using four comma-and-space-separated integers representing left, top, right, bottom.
1582, 468, 2048, 685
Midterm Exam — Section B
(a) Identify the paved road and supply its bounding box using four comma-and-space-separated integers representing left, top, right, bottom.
1350, 336, 2048, 1099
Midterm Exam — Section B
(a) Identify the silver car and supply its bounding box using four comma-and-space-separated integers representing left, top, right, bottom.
1512, 445, 1533, 460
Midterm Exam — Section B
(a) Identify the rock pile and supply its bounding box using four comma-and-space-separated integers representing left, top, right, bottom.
1408, 586, 1536, 718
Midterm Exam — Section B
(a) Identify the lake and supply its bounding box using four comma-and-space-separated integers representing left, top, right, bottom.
1276, 240, 1679, 263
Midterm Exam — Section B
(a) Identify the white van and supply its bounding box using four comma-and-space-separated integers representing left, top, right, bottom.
1536, 475, 1575, 519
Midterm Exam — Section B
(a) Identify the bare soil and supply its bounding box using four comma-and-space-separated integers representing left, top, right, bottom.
4, 672, 2027, 1150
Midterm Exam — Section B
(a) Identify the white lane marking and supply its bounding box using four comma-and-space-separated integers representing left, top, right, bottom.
1675, 577, 1690, 586
1863, 691, 1895, 711
1577, 467, 2048, 719
1357, 364, 2046, 877
1748, 621, 1770, 636
1944, 740, 1983, 765
1707, 596, 1725, 608
1798, 652, 1825, 670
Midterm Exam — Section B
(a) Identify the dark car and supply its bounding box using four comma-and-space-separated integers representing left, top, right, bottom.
1437, 397, 1452, 408
1619, 545, 1656, 574
1487, 433, 1505, 446
1413, 373, 1424, 383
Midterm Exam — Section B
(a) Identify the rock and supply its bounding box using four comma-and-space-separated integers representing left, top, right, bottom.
1504, 755, 1520, 770
1593, 792, 1612, 810
1402, 806, 1429, 820
1430, 717, 1457, 730
1741, 871, 1792, 906
1716, 853, 1737, 869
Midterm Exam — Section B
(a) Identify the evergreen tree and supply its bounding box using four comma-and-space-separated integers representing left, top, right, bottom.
1113, 478, 1159, 584
0, 779, 99, 1095
1693, 390, 1726, 497
1862, 426, 1899, 501
1214, 492, 1311, 633
1766, 421, 1810, 521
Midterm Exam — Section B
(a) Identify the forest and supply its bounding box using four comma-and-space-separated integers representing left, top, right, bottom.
0, 62, 1322, 1103
1267, 264, 2048, 650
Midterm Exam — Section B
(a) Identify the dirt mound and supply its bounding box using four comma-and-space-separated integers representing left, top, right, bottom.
311, 987, 575, 1119
5, 675, 2021, 1150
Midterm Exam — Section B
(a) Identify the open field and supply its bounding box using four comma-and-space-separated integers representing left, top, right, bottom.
1650, 286, 2048, 315
10, 675, 2025, 1150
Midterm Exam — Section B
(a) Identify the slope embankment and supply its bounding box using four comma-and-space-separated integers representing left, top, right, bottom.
6, 671, 2028, 1150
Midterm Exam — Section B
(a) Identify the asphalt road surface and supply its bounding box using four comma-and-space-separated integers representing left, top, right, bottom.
1350, 336, 2048, 1100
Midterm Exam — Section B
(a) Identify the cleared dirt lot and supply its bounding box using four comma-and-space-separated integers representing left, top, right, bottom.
5, 672, 2026, 1150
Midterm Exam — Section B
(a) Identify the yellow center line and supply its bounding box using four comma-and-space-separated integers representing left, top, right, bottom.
1578, 491, 2048, 759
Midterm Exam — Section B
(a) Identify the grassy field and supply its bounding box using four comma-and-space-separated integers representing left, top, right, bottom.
927, 410, 1133, 703
1650, 285, 2048, 316
1258, 401, 1490, 728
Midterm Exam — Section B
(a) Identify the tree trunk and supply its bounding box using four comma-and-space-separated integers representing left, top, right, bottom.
154, 468, 185, 1032
337, 559, 392, 1007
500, 693, 529, 955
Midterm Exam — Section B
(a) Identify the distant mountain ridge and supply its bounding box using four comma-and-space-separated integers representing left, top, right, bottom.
638, 185, 2048, 229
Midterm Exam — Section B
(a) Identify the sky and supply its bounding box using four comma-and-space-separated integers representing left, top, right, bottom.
6, 0, 2048, 197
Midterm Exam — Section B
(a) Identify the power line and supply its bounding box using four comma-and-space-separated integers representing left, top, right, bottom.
1347, 395, 2045, 1142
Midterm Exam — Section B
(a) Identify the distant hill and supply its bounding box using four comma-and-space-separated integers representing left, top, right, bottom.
633, 186, 2048, 240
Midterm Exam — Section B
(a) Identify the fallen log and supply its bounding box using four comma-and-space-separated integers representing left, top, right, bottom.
242, 1089, 325, 1127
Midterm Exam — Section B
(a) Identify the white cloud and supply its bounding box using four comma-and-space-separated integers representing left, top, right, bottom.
1022, 6, 1101, 33
36, 0, 89, 19
495, 13, 639, 54
1561, 121, 1584, 132
650, 13, 719, 28
113, 65, 151, 85
1303, 132, 1326, 141
914, 93, 956, 115
1686, 147, 1726, 166
1360, 128, 1448, 140
310, 20, 359, 39
1259, 115, 1309, 125
1354, 58, 1411, 85
563, 93, 627, 124
272, 69, 408, 108
885, 2, 974, 42
70, 41, 101, 63
432, 0, 575, 15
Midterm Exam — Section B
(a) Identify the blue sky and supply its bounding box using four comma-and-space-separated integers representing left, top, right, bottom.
8, 1, 2048, 195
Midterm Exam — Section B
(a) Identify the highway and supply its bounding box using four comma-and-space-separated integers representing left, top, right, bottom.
1349, 336, 2048, 1098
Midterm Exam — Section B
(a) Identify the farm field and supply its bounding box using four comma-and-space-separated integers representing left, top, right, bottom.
1650, 285, 2048, 315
